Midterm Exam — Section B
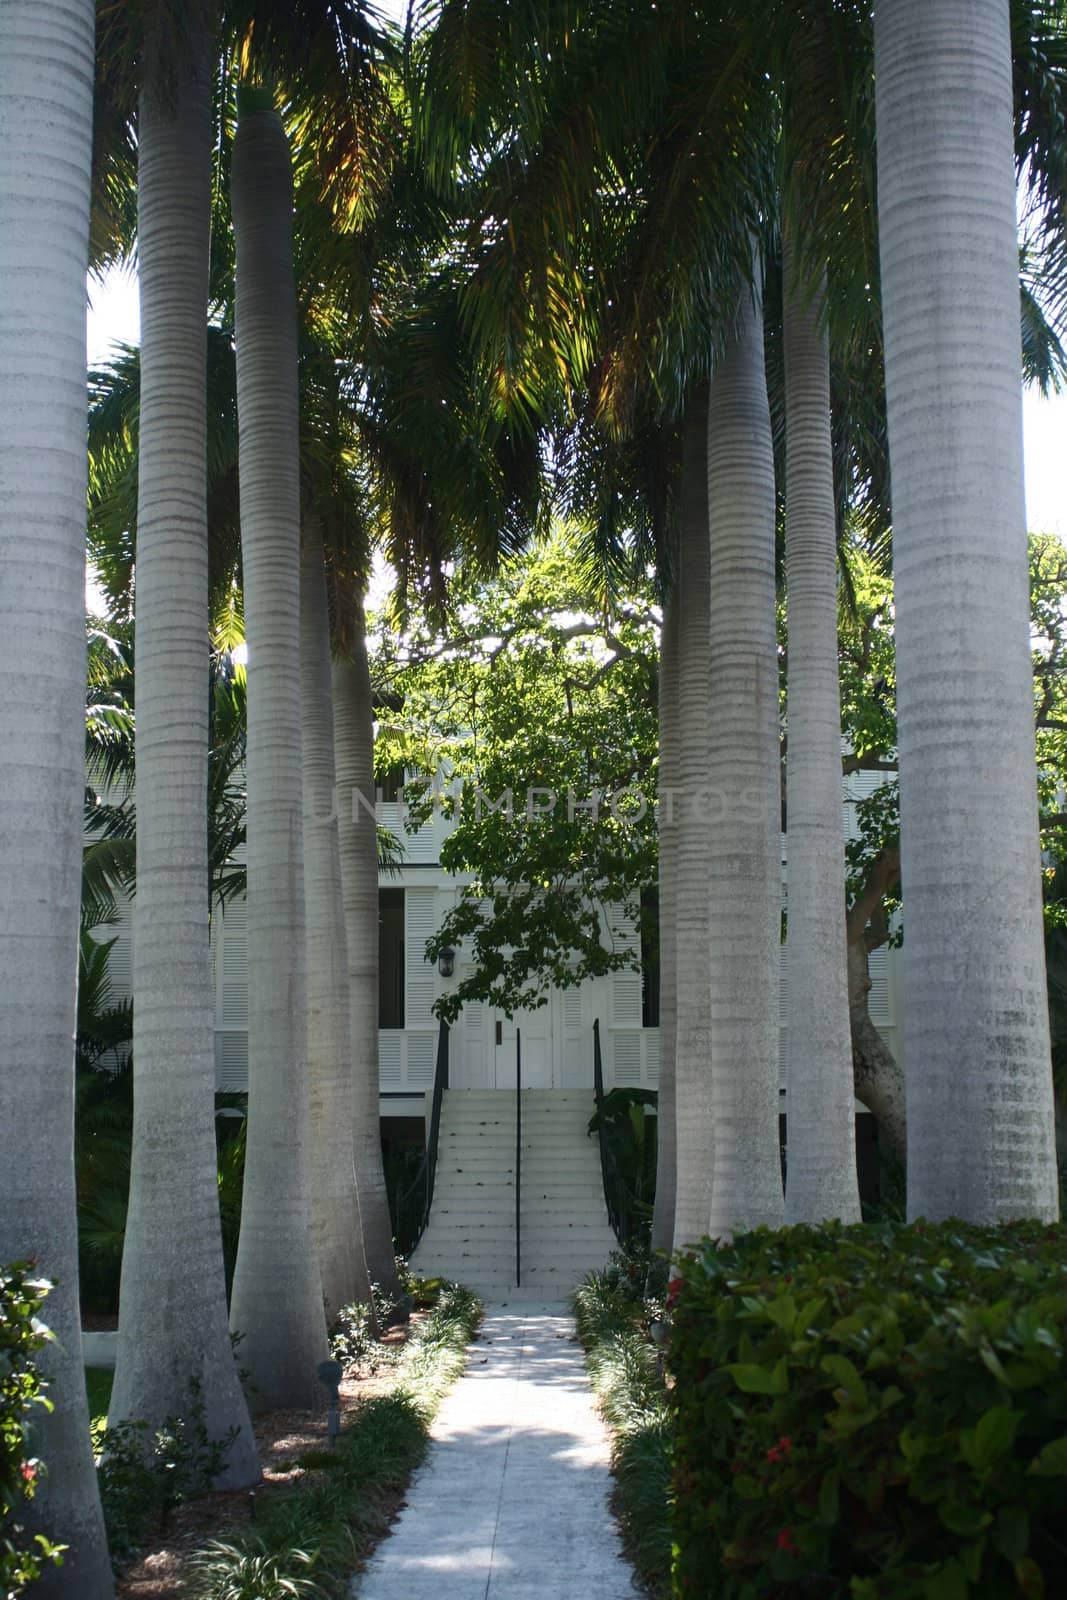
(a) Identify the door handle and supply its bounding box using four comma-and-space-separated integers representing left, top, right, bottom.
495, 1020, 502, 1046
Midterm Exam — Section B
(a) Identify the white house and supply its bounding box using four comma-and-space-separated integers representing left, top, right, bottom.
95, 765, 901, 1123
91, 766, 899, 1293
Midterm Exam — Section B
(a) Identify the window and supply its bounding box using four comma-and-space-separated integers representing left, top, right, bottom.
640, 886, 659, 1029
377, 764, 407, 803
379, 888, 405, 1028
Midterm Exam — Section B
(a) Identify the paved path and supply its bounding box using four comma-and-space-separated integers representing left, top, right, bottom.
351, 1302, 641, 1600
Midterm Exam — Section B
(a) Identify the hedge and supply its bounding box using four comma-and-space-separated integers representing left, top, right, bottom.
1, 1262, 64, 1595
669, 1220, 1067, 1599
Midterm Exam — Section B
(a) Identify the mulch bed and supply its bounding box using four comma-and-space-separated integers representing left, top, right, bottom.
113, 1318, 417, 1599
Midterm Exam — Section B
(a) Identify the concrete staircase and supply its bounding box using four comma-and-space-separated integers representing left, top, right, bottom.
409, 1089, 619, 1299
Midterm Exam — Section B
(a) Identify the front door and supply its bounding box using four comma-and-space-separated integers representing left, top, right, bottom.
494, 1005, 553, 1088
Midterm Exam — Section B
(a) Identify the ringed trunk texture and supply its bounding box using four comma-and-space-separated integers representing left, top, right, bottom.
229, 96, 329, 1405
875, 0, 1058, 1221
0, 3, 113, 1592
705, 275, 786, 1240
110, 25, 259, 1483
670, 394, 715, 1254
781, 241, 861, 1224
650, 575, 679, 1256
300, 517, 374, 1317
333, 612, 401, 1294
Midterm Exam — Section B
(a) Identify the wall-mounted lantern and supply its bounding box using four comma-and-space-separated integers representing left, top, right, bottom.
438, 945, 456, 978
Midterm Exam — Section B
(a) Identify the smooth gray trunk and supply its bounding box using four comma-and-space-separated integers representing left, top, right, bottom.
110, 24, 259, 1484
876, 0, 1058, 1220
650, 576, 679, 1256
705, 273, 785, 1240
670, 396, 715, 1254
301, 518, 374, 1317
0, 2, 113, 1591
333, 611, 401, 1294
782, 240, 861, 1224
228, 96, 329, 1405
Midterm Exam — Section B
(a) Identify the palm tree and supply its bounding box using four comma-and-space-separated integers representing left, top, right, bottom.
301, 515, 376, 1314
417, 2, 787, 1252
875, 0, 1059, 1221
227, 87, 330, 1405
649, 570, 678, 1256
781, 238, 861, 1225
107, 9, 259, 1478
669, 396, 715, 1253
0, 1, 114, 1591
705, 268, 786, 1241
333, 597, 402, 1295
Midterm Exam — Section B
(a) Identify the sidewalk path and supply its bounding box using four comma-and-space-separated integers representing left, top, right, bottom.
352, 1302, 642, 1600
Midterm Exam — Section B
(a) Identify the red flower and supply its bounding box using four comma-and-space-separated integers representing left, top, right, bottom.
766, 1435, 793, 1463
20, 1462, 36, 1484
777, 1526, 798, 1555
666, 1277, 684, 1307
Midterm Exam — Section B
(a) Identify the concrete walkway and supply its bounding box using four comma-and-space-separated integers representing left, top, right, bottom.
352, 1302, 641, 1600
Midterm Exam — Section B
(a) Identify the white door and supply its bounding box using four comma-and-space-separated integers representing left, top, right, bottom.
494, 1005, 553, 1088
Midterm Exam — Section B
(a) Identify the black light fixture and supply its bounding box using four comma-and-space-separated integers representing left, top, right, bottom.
438, 945, 455, 978
316, 1359, 344, 1447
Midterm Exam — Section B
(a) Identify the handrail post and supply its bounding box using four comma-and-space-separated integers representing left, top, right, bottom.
592, 1017, 623, 1241
515, 1028, 522, 1288
398, 1017, 450, 1253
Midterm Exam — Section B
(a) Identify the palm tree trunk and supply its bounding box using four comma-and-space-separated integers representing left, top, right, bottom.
875, 0, 1058, 1221
301, 515, 374, 1316
228, 90, 329, 1405
0, 3, 113, 1591
671, 393, 715, 1253
109, 20, 259, 1482
705, 273, 786, 1240
650, 573, 678, 1255
781, 238, 861, 1224
334, 614, 402, 1295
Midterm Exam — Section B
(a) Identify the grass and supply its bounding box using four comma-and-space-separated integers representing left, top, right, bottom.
187, 1282, 481, 1600
573, 1267, 672, 1598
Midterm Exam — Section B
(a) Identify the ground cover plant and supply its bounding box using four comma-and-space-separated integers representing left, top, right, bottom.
573, 1252, 673, 1596
185, 1282, 480, 1600
670, 1220, 1067, 1598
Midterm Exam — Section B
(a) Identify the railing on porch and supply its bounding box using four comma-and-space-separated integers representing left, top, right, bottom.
399, 1019, 450, 1252
514, 1028, 522, 1287
592, 1017, 623, 1241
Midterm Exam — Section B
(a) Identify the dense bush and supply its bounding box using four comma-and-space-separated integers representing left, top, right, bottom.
0, 1264, 65, 1594
190, 1283, 480, 1599
670, 1220, 1067, 1599
573, 1262, 673, 1596
97, 1378, 240, 1556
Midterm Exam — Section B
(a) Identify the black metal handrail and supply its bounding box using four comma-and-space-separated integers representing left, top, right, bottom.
592, 1018, 623, 1241
514, 1028, 522, 1287
399, 1019, 450, 1252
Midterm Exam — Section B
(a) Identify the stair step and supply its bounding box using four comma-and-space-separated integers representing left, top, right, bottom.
415, 1088, 616, 1289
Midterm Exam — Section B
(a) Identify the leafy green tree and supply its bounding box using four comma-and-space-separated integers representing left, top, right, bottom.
373, 530, 659, 1021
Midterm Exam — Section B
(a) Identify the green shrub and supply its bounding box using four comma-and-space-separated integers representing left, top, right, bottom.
669, 1220, 1067, 1599
0, 1264, 65, 1594
329, 1301, 388, 1375
96, 1378, 240, 1556
574, 1268, 672, 1596
190, 1282, 480, 1599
